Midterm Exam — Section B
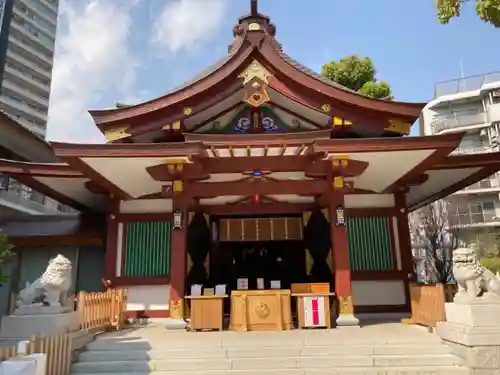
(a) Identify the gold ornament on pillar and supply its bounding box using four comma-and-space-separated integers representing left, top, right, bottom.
166, 159, 184, 174
173, 180, 183, 194
333, 176, 344, 189
338, 296, 354, 315
331, 155, 349, 168
169, 299, 184, 318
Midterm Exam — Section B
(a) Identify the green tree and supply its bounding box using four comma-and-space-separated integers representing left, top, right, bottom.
320, 56, 392, 100
0, 233, 14, 284
480, 257, 500, 273
437, 0, 500, 27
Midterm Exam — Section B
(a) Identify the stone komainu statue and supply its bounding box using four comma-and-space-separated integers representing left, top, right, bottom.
17, 254, 72, 309
453, 247, 500, 301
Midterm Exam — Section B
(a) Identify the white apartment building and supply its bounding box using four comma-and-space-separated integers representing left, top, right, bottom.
0, 0, 75, 221
0, 0, 58, 137
420, 72, 500, 255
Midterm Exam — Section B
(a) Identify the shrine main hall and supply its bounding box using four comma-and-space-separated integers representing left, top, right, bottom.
2, 1, 500, 328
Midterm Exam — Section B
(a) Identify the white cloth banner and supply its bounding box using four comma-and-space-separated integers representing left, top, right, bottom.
304, 296, 326, 327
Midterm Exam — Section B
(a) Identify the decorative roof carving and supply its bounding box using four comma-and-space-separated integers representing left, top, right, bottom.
104, 126, 131, 143
238, 60, 272, 84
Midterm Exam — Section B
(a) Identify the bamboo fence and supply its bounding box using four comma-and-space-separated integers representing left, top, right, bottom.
0, 289, 127, 374
25, 333, 72, 375
0, 345, 16, 361
78, 289, 127, 331
408, 283, 457, 327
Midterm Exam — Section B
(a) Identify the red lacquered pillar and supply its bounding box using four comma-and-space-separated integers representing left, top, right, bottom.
329, 177, 359, 327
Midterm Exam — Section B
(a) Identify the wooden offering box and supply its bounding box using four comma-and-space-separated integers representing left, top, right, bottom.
230, 290, 292, 332
185, 295, 227, 331
291, 283, 334, 329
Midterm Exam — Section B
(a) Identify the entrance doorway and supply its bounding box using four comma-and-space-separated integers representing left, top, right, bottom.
209, 215, 307, 292
216, 240, 307, 291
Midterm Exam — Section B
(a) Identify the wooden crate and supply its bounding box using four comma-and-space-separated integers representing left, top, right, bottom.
230, 290, 292, 332
186, 295, 227, 331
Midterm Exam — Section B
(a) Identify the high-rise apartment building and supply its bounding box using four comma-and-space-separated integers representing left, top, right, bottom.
0, 0, 58, 137
420, 72, 500, 254
0, 0, 74, 221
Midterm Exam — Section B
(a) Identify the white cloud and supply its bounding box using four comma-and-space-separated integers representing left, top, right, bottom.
152, 0, 229, 54
46, 0, 140, 143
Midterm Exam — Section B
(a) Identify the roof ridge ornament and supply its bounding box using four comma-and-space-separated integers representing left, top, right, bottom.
251, 0, 258, 15
231, 0, 276, 39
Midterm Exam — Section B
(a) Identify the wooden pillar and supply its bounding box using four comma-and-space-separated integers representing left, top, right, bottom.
395, 190, 414, 311
329, 155, 359, 326
103, 198, 119, 289
330, 190, 350, 296
395, 190, 413, 277
329, 186, 358, 326
169, 205, 188, 319
167, 176, 188, 327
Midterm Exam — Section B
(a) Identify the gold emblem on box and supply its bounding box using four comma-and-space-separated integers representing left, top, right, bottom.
255, 302, 270, 319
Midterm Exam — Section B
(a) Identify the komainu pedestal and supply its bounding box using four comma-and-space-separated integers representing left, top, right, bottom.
164, 299, 187, 330
0, 254, 79, 339
437, 248, 500, 373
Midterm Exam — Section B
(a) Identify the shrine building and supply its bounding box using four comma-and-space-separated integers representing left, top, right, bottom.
2, 1, 500, 327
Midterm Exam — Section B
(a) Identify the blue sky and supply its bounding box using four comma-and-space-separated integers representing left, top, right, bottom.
46, 0, 500, 142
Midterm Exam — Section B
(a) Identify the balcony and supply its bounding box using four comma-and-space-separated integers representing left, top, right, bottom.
431, 111, 488, 133
2, 79, 50, 108
7, 50, 51, 80
14, 116, 46, 136
9, 34, 53, 66
22, 0, 58, 24
453, 145, 493, 155
434, 71, 500, 99
450, 212, 500, 227
447, 198, 500, 228
0, 95, 47, 124
10, 17, 55, 54
3, 64, 50, 96
452, 173, 500, 196
0, 174, 71, 215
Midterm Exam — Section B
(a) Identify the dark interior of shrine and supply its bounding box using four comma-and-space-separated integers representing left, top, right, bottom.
185, 210, 334, 295
213, 240, 307, 291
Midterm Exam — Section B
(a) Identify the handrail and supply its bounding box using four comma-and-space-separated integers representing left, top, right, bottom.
434, 71, 500, 98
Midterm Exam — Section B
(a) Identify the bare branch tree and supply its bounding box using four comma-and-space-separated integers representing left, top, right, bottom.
409, 200, 460, 284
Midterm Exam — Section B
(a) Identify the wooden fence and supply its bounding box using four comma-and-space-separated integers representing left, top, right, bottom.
78, 289, 127, 331
26, 333, 72, 375
408, 283, 457, 327
0, 345, 16, 361
0, 289, 127, 375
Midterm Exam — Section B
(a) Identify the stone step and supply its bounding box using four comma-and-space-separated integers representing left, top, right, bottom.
86, 335, 444, 351
78, 343, 453, 362
70, 354, 463, 373
70, 366, 470, 375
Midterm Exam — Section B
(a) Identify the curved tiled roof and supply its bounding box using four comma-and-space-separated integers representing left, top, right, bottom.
89, 7, 425, 128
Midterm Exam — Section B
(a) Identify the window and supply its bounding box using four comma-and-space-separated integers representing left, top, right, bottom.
492, 89, 500, 104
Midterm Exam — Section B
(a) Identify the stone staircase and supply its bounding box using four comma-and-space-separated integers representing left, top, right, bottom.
71, 323, 469, 375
